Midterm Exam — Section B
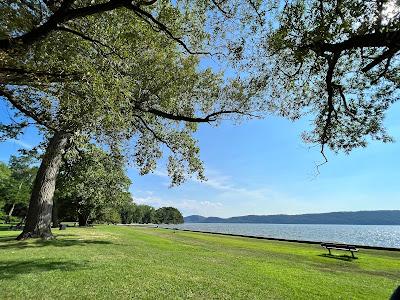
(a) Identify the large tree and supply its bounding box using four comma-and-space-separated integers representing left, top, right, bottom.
0, 1, 263, 239
258, 0, 399, 163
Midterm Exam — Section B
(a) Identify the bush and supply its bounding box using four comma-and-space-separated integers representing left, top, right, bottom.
0, 215, 22, 224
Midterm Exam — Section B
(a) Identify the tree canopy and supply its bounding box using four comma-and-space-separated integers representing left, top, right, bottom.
55, 145, 131, 226
258, 0, 399, 162
0, 0, 264, 184
155, 206, 184, 224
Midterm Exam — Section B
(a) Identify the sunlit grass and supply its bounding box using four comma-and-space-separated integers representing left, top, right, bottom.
0, 224, 399, 299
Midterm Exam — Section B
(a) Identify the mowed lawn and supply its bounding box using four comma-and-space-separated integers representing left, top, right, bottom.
0, 225, 399, 299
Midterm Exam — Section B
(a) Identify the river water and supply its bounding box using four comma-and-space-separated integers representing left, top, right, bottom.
162, 223, 400, 248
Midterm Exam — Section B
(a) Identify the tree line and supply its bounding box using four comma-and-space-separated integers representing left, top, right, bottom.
0, 151, 183, 226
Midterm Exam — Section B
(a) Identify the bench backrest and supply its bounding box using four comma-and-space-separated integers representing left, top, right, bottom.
321, 243, 357, 249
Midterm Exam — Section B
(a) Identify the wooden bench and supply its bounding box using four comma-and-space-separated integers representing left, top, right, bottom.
321, 242, 359, 258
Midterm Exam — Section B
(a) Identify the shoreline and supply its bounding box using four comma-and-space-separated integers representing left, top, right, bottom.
160, 227, 400, 252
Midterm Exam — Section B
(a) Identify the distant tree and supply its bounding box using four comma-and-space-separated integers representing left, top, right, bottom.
98, 207, 121, 225
130, 204, 145, 224
0, 155, 37, 222
0, 162, 11, 221
155, 207, 184, 224
137, 205, 156, 224
55, 145, 131, 226
120, 202, 138, 224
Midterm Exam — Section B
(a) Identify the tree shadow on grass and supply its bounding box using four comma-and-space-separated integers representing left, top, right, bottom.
0, 238, 114, 250
318, 253, 358, 261
0, 259, 90, 280
0, 226, 15, 232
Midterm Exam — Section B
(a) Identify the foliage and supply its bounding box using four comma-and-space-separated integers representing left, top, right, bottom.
139, 205, 157, 224
0, 155, 37, 220
119, 202, 138, 224
0, 0, 264, 185
155, 206, 184, 224
0, 224, 399, 299
258, 0, 400, 159
97, 207, 121, 224
55, 145, 131, 226
119, 203, 183, 224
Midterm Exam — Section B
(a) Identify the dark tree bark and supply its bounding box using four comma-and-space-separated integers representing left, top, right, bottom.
51, 200, 59, 228
17, 132, 69, 240
78, 212, 90, 227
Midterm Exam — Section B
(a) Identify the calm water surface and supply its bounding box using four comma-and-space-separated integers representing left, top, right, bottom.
163, 223, 400, 248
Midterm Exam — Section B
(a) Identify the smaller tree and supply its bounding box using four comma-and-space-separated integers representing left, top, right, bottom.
0, 155, 37, 223
98, 207, 121, 225
137, 205, 156, 224
0, 162, 11, 221
55, 145, 131, 226
155, 207, 184, 224
120, 202, 138, 224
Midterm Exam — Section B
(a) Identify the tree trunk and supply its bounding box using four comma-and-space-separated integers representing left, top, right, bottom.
17, 132, 69, 240
78, 213, 90, 227
7, 202, 16, 217
51, 200, 59, 228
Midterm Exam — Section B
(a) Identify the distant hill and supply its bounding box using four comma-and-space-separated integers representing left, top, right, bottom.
183, 215, 207, 223
184, 210, 400, 225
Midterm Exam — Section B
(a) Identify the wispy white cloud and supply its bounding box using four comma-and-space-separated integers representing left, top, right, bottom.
8, 139, 32, 149
152, 169, 168, 177
132, 166, 314, 217
151, 167, 236, 191
132, 194, 224, 216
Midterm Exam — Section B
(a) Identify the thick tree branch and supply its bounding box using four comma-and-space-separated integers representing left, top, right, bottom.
134, 104, 255, 123
0, 0, 134, 50
303, 30, 400, 54
0, 87, 58, 132
361, 47, 398, 73
0, 0, 77, 50
0, 0, 204, 57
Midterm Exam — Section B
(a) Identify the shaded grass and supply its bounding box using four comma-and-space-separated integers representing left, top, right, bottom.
0, 224, 399, 299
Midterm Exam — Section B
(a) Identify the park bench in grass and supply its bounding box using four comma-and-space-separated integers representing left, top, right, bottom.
321, 242, 359, 258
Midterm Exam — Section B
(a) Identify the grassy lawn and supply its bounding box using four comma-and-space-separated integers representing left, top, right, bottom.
0, 224, 399, 299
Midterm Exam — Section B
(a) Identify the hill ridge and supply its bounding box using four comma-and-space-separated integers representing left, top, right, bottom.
184, 210, 400, 225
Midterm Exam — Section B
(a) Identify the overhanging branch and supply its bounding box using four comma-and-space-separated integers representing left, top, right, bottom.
303, 30, 400, 54
140, 106, 255, 123
0, 87, 58, 132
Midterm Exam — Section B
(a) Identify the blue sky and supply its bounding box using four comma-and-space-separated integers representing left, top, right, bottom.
125, 102, 400, 217
4, 99, 399, 217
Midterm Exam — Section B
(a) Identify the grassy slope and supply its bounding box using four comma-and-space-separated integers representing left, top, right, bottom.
0, 224, 399, 299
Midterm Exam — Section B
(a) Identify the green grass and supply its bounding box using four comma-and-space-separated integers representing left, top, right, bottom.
0, 224, 399, 299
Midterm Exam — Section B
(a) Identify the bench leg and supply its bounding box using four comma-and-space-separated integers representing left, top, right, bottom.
328, 249, 331, 255
351, 251, 355, 258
